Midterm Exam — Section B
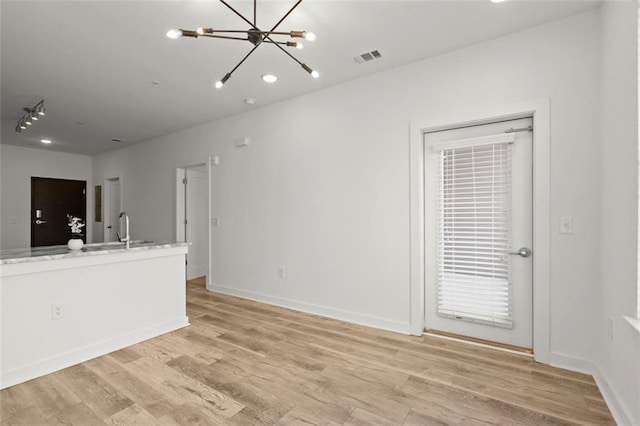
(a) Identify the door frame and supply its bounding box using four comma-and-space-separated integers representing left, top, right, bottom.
409, 99, 550, 364
175, 157, 212, 286
103, 177, 122, 242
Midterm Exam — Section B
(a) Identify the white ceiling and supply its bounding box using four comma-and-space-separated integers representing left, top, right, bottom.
1, 0, 600, 155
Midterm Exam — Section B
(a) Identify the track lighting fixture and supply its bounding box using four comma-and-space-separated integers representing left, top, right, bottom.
167, 0, 319, 89
15, 100, 46, 133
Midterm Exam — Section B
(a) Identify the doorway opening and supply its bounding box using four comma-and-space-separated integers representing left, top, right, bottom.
31, 177, 86, 247
176, 160, 211, 284
103, 177, 121, 243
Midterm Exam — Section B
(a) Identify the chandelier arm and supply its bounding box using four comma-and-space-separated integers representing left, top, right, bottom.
216, 0, 304, 44
201, 34, 249, 41
218, 0, 259, 31
256, 0, 305, 57
269, 41, 304, 67
263, 40, 296, 47
254, 0, 256, 25
227, 43, 261, 77
206, 29, 292, 36
268, 0, 303, 33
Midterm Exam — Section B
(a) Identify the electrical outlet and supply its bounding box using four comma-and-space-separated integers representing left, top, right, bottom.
607, 317, 614, 339
51, 304, 64, 320
278, 267, 285, 278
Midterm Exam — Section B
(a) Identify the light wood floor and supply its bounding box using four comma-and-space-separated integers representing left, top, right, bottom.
1, 277, 614, 425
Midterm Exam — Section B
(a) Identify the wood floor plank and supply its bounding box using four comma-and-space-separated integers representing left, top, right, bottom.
84, 355, 175, 419
0, 278, 615, 425
53, 364, 134, 419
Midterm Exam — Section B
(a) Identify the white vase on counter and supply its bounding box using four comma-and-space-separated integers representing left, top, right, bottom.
67, 238, 83, 250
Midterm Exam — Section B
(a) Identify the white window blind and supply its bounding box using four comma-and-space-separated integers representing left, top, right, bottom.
435, 136, 514, 328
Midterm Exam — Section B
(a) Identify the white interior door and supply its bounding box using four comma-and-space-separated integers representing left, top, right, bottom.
104, 178, 121, 242
185, 166, 207, 280
424, 117, 533, 349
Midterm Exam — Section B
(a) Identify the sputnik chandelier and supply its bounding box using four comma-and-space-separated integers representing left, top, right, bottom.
166, 0, 318, 89
15, 100, 46, 133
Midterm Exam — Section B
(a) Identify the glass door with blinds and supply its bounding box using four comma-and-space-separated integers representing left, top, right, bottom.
424, 117, 533, 350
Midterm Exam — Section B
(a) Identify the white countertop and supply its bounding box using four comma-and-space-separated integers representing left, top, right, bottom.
0, 241, 188, 265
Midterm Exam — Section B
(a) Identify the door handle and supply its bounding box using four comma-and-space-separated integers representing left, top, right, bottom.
107, 225, 112, 229
509, 247, 532, 258
35, 219, 47, 225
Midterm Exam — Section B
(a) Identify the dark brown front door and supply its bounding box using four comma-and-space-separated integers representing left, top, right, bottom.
31, 177, 86, 247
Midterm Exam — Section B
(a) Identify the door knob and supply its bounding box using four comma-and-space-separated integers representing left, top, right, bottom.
35, 219, 47, 225
509, 247, 532, 258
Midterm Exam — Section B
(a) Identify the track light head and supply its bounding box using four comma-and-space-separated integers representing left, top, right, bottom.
15, 100, 46, 133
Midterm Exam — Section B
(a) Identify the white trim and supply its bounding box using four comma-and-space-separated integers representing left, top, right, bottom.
175, 157, 212, 287
102, 176, 123, 243
430, 132, 515, 152
424, 331, 534, 358
209, 283, 411, 335
548, 351, 594, 376
0, 317, 189, 390
409, 98, 551, 363
593, 366, 635, 426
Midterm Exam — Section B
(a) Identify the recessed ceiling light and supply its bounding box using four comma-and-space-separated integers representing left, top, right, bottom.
40, 139, 52, 144
262, 74, 277, 84
491, 0, 506, 3
244, 98, 256, 105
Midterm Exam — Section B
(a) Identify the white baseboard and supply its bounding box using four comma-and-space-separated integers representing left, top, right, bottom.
0, 317, 189, 390
592, 367, 635, 426
187, 264, 207, 281
549, 352, 633, 425
548, 352, 595, 375
208, 283, 411, 335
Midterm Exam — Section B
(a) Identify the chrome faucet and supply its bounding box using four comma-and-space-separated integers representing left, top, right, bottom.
117, 211, 130, 249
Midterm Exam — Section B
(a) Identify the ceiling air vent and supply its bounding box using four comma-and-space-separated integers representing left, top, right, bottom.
353, 49, 382, 64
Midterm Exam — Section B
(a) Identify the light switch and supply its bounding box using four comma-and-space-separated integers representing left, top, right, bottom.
560, 216, 573, 234
211, 217, 219, 227
212, 156, 220, 165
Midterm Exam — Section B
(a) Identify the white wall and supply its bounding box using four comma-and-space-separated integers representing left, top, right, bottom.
0, 145, 93, 249
93, 8, 604, 362
598, 2, 640, 425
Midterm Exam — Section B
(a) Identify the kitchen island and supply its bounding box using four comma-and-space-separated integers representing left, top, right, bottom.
0, 241, 189, 389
